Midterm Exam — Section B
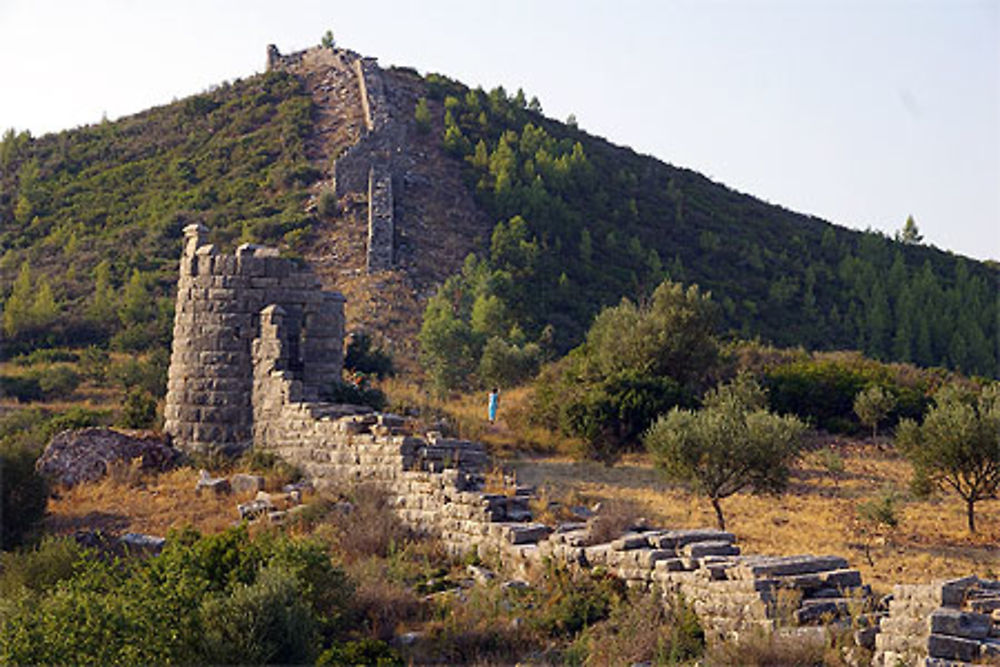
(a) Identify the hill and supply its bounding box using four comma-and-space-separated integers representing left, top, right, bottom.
0, 43, 995, 378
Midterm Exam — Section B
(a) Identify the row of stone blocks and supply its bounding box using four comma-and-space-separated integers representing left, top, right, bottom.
874, 576, 1000, 666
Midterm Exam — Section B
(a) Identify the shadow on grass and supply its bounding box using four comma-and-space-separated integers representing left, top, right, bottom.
43, 510, 131, 535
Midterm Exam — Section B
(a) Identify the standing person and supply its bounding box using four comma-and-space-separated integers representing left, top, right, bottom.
488, 387, 500, 424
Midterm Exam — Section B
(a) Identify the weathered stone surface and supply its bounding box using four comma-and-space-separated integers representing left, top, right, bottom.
231, 473, 265, 494
36, 428, 181, 487
118, 533, 167, 554
929, 609, 992, 640
196, 470, 232, 496
927, 633, 982, 662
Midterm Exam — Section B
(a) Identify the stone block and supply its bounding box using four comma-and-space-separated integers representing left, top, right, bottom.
611, 533, 650, 551
231, 473, 265, 494
731, 555, 849, 580
929, 608, 991, 640
196, 471, 231, 496
681, 540, 741, 558
927, 633, 981, 662
656, 529, 736, 548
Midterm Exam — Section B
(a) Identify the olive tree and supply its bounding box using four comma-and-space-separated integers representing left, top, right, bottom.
853, 385, 896, 438
896, 383, 1000, 533
644, 374, 807, 530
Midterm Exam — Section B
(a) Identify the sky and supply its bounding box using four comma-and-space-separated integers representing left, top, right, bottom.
1, 0, 997, 261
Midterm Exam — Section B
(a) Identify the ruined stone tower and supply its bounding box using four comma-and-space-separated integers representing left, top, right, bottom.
163, 224, 345, 455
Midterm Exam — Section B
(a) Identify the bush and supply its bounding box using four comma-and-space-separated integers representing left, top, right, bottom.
201, 565, 315, 665
0, 375, 42, 402
0, 438, 47, 550
0, 526, 354, 664
327, 379, 386, 411
317, 189, 337, 218
0, 537, 85, 596
36, 365, 81, 400
478, 336, 540, 388
344, 332, 395, 379
118, 388, 158, 429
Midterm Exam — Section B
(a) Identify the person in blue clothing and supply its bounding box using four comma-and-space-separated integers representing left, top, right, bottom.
488, 387, 500, 424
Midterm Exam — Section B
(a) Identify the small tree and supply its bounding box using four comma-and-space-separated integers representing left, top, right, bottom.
414, 97, 431, 134
645, 374, 807, 529
320, 30, 335, 49
896, 383, 1000, 533
853, 385, 896, 438
850, 486, 901, 566
895, 215, 923, 244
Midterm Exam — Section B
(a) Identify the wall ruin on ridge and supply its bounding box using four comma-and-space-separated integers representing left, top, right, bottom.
268, 43, 396, 273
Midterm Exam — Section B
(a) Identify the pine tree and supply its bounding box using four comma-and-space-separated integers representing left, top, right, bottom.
2, 260, 33, 337
895, 215, 923, 244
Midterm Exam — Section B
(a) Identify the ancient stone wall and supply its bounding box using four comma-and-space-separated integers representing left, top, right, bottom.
163, 224, 345, 455
874, 576, 1000, 665
367, 166, 395, 272
269, 43, 396, 272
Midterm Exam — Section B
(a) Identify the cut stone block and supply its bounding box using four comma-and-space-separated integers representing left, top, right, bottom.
732, 555, 849, 580
681, 540, 741, 558
651, 529, 735, 549
231, 473, 265, 494
927, 633, 981, 662
929, 609, 991, 640
611, 534, 650, 551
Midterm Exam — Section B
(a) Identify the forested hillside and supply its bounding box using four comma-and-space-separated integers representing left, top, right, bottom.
417, 73, 997, 382
0, 71, 318, 354
0, 58, 995, 379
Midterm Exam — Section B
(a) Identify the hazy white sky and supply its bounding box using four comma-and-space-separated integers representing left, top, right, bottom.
1, 0, 997, 261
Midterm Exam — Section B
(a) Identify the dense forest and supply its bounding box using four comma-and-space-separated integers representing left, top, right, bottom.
416, 73, 997, 384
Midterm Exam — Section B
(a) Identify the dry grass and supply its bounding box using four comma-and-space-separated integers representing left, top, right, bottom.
43, 467, 240, 537
511, 440, 1000, 594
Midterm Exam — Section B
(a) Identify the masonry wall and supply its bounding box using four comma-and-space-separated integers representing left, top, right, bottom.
163, 224, 345, 455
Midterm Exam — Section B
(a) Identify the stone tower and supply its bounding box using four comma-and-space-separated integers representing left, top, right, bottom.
163, 224, 345, 455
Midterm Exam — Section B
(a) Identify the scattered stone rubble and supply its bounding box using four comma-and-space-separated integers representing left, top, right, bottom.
36, 427, 181, 487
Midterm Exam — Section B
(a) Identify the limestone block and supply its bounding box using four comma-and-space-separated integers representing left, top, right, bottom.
681, 540, 741, 559
231, 473, 266, 494
612, 533, 650, 551
929, 609, 992, 640
654, 529, 736, 549
927, 633, 981, 662
731, 555, 849, 580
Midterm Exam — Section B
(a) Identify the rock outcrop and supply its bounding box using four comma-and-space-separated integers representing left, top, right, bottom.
36, 427, 181, 487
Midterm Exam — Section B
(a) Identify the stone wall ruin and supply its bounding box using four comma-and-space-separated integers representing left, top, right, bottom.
268, 44, 396, 273
163, 223, 345, 455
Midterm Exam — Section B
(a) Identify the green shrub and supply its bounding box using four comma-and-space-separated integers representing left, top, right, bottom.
345, 332, 395, 379
118, 388, 158, 429
0, 438, 47, 550
317, 189, 337, 218
201, 565, 315, 664
478, 336, 541, 388
0, 537, 85, 596
532, 565, 624, 638
327, 380, 387, 411
36, 365, 81, 400
0, 375, 42, 402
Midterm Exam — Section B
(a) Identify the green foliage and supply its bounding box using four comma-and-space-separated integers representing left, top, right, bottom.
896, 383, 1000, 533
321, 30, 336, 49
414, 97, 432, 134
327, 379, 387, 411
0, 526, 354, 664
853, 384, 897, 438
317, 188, 338, 218
0, 434, 47, 549
530, 565, 624, 638
0, 71, 317, 360
344, 332, 395, 379
424, 72, 997, 379
645, 374, 807, 529
118, 388, 158, 429
0, 537, 85, 596
764, 352, 933, 434
0, 364, 80, 402
531, 278, 714, 463
895, 215, 923, 244
478, 336, 541, 389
